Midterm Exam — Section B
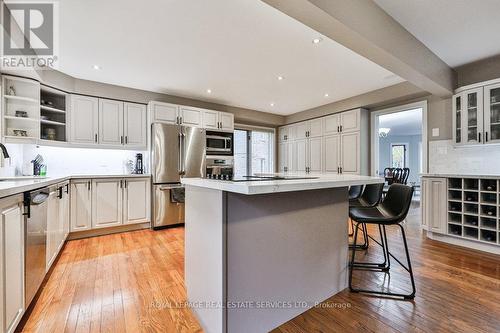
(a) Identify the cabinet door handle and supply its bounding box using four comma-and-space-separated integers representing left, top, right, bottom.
125, 136, 128, 144
95, 134, 98, 143
87, 181, 90, 191
120, 136, 123, 144
124, 180, 127, 188
180, 117, 183, 124
340, 125, 343, 132
120, 180, 123, 188
340, 166, 343, 174
479, 132, 481, 143
337, 126, 340, 133
486, 132, 488, 142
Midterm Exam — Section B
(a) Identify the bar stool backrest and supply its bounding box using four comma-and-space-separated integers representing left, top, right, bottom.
349, 185, 364, 200
359, 183, 385, 206
380, 184, 414, 223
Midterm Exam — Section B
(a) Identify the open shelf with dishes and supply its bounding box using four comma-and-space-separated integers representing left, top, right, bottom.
40, 85, 67, 142
447, 178, 500, 246
2, 75, 40, 142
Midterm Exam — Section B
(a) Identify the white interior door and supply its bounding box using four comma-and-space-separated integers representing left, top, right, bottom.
323, 134, 340, 173
341, 132, 360, 174
70, 95, 98, 144
124, 102, 147, 148
92, 179, 123, 228
99, 99, 124, 145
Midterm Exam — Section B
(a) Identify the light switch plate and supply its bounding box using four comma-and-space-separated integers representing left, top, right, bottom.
432, 128, 440, 137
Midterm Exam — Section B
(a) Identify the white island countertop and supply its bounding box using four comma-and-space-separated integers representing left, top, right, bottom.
181, 174, 384, 195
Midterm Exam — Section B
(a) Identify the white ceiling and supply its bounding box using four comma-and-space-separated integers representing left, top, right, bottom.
379, 108, 422, 136
374, 0, 500, 68
58, 0, 403, 115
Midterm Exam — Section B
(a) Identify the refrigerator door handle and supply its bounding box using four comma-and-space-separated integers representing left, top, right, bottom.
178, 132, 183, 175
181, 132, 186, 175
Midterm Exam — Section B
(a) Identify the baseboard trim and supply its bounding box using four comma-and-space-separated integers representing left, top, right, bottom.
427, 231, 500, 255
68, 222, 151, 240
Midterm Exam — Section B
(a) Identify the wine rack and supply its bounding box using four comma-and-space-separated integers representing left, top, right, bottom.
447, 178, 499, 245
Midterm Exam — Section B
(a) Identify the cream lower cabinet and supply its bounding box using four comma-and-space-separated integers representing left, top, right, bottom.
279, 142, 293, 172
323, 134, 340, 173
71, 177, 151, 233
92, 179, 123, 228
123, 178, 151, 225
47, 182, 70, 270
421, 177, 447, 233
340, 132, 360, 174
70, 179, 92, 231
0, 195, 25, 333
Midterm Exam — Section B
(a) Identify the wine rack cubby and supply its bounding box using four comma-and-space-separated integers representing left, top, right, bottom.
447, 178, 500, 245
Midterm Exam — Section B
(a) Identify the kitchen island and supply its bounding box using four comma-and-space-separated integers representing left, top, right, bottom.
181, 174, 383, 333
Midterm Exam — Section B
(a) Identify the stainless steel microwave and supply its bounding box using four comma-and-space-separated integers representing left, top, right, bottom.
206, 131, 233, 155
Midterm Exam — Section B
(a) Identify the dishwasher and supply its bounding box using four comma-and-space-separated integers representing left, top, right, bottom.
24, 187, 49, 308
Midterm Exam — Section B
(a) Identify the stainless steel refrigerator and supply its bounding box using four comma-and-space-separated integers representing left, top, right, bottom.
151, 123, 206, 228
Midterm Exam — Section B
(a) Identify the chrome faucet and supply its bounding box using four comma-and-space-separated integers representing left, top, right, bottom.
0, 143, 10, 167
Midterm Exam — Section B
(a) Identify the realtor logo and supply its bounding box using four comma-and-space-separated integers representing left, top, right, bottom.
1, 1, 59, 69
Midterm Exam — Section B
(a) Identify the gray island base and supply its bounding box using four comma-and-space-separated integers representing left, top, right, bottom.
182, 175, 383, 333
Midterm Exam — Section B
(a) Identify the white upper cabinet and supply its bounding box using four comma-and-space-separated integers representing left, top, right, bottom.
150, 101, 179, 124
323, 134, 340, 173
464, 88, 484, 145
179, 106, 202, 127
340, 132, 360, 174
340, 109, 360, 133
323, 114, 340, 135
484, 83, 500, 144
279, 126, 289, 142
123, 178, 151, 225
294, 122, 309, 140
452, 93, 463, 145
202, 110, 219, 130
92, 179, 123, 229
308, 118, 323, 137
219, 112, 234, 131
70, 95, 99, 144
124, 102, 147, 148
279, 142, 289, 172
99, 99, 124, 146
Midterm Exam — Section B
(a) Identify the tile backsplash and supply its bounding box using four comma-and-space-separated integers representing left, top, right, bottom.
4, 144, 148, 176
429, 140, 500, 175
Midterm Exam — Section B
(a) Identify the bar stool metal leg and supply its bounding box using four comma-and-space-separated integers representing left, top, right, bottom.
349, 223, 416, 300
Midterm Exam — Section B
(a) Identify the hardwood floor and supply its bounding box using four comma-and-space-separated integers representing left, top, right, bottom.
20, 202, 500, 333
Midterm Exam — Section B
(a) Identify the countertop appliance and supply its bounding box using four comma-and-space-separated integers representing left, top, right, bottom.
206, 131, 233, 155
151, 123, 206, 229
206, 156, 234, 180
134, 153, 143, 174
24, 187, 49, 308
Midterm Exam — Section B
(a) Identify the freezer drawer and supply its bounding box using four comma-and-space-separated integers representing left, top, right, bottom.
153, 184, 184, 228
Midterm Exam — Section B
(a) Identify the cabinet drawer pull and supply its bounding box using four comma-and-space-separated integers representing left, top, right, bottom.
95, 134, 98, 143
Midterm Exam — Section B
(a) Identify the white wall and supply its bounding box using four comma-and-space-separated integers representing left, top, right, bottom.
4, 144, 148, 176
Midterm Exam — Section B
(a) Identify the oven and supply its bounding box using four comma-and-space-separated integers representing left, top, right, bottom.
206, 156, 234, 180
206, 131, 233, 155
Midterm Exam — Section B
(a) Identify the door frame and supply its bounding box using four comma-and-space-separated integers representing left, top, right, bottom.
370, 100, 428, 177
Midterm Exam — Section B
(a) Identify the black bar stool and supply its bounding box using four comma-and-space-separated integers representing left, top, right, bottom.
348, 183, 384, 249
349, 184, 416, 299
348, 185, 363, 200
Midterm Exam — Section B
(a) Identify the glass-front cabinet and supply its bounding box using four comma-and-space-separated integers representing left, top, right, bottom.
484, 83, 500, 143
453, 88, 484, 146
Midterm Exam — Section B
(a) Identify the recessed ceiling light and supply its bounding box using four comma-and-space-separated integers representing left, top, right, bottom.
206, 89, 212, 94
277, 76, 284, 81
93, 65, 101, 70
324, 93, 329, 97
312, 37, 322, 44
270, 102, 275, 107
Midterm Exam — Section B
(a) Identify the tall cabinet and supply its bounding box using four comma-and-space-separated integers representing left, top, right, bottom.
279, 109, 369, 175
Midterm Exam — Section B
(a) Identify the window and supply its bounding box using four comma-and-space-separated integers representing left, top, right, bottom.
391, 144, 408, 168
234, 128, 274, 177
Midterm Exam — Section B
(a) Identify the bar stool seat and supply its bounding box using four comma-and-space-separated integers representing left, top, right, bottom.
349, 184, 416, 299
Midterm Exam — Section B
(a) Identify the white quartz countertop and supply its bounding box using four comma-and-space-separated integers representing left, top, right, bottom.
422, 173, 500, 179
0, 174, 151, 199
181, 174, 384, 195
